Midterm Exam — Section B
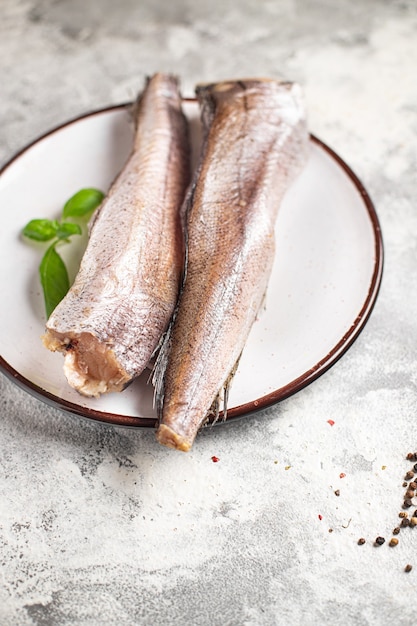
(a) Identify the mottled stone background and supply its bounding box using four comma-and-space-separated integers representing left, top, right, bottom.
1, 1, 417, 624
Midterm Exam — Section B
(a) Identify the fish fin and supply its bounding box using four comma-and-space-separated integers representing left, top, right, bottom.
208, 352, 242, 427
222, 354, 242, 422
152, 211, 189, 419
151, 325, 172, 418
151, 150, 202, 419
211, 292, 266, 421
207, 394, 221, 426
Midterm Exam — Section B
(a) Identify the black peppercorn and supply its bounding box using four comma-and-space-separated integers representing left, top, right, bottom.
375, 536, 385, 546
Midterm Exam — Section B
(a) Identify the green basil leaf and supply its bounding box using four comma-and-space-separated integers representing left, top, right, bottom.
62, 188, 104, 219
56, 221, 82, 240
39, 245, 70, 318
22, 219, 58, 242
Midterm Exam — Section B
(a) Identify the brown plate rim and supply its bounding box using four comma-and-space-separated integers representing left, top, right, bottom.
0, 102, 384, 429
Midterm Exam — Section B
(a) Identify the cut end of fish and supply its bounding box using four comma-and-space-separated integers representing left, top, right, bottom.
155, 423, 193, 452
42, 330, 131, 398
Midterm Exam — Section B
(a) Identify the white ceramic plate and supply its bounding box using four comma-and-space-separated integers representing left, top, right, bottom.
0, 101, 383, 427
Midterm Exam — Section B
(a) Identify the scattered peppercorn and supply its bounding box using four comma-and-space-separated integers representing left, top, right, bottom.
356, 453, 417, 556
405, 564, 413, 573
211, 456, 220, 463
334, 489, 340, 497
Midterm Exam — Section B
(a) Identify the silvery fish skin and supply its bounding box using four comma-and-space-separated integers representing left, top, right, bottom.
154, 78, 309, 451
43, 73, 190, 397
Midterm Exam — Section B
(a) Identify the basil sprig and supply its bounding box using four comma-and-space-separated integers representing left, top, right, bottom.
22, 188, 104, 318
